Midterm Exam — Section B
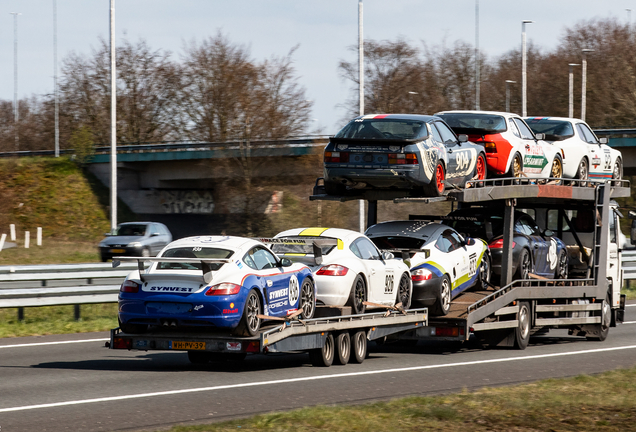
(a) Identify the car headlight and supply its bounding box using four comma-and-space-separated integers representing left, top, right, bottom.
127, 242, 142, 248
99, 241, 108, 247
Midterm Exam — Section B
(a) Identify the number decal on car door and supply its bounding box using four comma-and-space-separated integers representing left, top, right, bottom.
468, 253, 477, 277
384, 274, 394, 294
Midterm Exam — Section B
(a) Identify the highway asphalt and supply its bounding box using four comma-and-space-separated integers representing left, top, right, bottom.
1, 303, 635, 432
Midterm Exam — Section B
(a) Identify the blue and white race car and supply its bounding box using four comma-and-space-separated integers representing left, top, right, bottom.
116, 236, 316, 337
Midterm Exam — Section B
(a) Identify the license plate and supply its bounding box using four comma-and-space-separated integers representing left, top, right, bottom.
109, 248, 126, 253
170, 341, 205, 350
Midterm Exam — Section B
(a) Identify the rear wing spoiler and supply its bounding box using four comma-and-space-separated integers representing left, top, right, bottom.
256, 238, 342, 265
112, 256, 231, 283
409, 214, 479, 222
382, 248, 430, 261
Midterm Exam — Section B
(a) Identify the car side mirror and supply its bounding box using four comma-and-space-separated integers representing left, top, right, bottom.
534, 133, 545, 140
599, 137, 608, 144
280, 258, 293, 267
544, 229, 555, 237
382, 251, 395, 260
104, 233, 112, 237
151, 232, 160, 237
458, 134, 468, 143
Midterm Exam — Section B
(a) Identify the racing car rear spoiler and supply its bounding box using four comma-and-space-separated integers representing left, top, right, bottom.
256, 238, 342, 266
381, 248, 430, 261
409, 215, 479, 222
112, 257, 231, 283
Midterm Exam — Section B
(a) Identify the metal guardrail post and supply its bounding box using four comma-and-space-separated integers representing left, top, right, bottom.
74, 305, 81, 321
18, 307, 24, 321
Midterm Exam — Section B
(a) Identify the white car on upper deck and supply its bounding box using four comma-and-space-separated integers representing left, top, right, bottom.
524, 116, 623, 181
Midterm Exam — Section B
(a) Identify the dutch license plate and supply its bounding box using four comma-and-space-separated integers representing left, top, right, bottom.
171, 341, 205, 350
109, 248, 126, 253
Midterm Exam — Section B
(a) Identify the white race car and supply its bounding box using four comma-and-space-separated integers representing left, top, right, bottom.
525, 117, 623, 181
269, 227, 412, 314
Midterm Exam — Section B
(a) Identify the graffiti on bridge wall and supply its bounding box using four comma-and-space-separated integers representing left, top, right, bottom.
160, 191, 215, 214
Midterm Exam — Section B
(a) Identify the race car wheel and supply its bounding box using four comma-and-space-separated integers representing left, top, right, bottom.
347, 274, 367, 314
514, 301, 531, 350
299, 278, 316, 319
397, 272, 412, 310
424, 162, 445, 197
309, 332, 335, 367
431, 275, 451, 316
550, 156, 563, 183
574, 157, 588, 186
555, 249, 568, 279
507, 152, 523, 178
479, 254, 491, 290
475, 153, 487, 181
612, 159, 623, 186
513, 249, 531, 281
351, 330, 367, 364
324, 180, 347, 196
235, 289, 261, 337
334, 332, 351, 365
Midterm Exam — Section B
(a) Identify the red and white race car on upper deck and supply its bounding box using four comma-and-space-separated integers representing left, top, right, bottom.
524, 116, 623, 182
436, 110, 563, 179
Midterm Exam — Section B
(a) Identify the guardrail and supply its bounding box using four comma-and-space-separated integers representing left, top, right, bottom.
622, 250, 636, 285
0, 262, 137, 320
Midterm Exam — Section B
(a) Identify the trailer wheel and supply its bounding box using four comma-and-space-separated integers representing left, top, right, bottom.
187, 351, 209, 364
334, 332, 351, 365
351, 330, 367, 364
309, 332, 335, 367
586, 292, 611, 341
514, 301, 531, 350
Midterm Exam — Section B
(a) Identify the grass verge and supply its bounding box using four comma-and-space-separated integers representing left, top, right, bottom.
0, 240, 100, 265
0, 303, 118, 338
167, 367, 636, 432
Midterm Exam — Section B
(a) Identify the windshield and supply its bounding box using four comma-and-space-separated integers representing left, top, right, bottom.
270, 237, 337, 255
157, 247, 234, 271
368, 236, 427, 250
115, 224, 148, 236
447, 216, 503, 241
335, 119, 427, 140
437, 113, 507, 134
525, 119, 574, 141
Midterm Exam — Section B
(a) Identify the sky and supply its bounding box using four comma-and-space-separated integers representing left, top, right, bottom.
0, 1, 632, 136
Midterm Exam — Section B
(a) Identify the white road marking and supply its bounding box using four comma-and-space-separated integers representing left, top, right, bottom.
0, 338, 108, 349
626, 304, 636, 308
622, 321, 636, 324
1, 344, 636, 413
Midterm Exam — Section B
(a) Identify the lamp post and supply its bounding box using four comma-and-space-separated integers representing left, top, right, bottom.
110, 0, 117, 232
358, 0, 364, 232
568, 63, 580, 118
521, 20, 533, 117
475, 0, 480, 110
505, 80, 516, 112
54, 0, 59, 157
581, 49, 594, 122
10, 12, 21, 153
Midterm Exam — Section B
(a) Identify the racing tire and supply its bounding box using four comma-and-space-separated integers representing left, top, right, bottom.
299, 277, 316, 319
574, 157, 588, 186
334, 332, 351, 365
611, 159, 623, 186
351, 330, 367, 364
346, 274, 367, 314
513, 249, 531, 281
118, 318, 148, 334
475, 153, 488, 182
431, 275, 451, 316
586, 292, 611, 341
141, 247, 150, 258
424, 162, 445, 197
550, 155, 563, 184
478, 253, 491, 290
514, 301, 531, 350
555, 249, 568, 279
396, 272, 412, 310
235, 289, 261, 337
309, 332, 335, 367
324, 180, 347, 196
506, 152, 523, 179
187, 351, 209, 364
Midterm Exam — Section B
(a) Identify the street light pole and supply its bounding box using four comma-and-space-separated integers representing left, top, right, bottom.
581, 49, 594, 122
10, 12, 21, 153
521, 20, 533, 117
568, 63, 580, 118
110, 0, 117, 232
358, 0, 364, 232
505, 80, 516, 112
475, 0, 480, 110
53, 0, 59, 157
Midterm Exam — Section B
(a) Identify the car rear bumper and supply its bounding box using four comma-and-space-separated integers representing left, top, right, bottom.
325, 166, 426, 189
411, 278, 442, 306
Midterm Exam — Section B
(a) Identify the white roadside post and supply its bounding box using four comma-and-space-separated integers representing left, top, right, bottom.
0, 233, 6, 251
37, 227, 42, 246
568, 63, 580, 118
10, 224, 16, 241
521, 20, 533, 117
24, 231, 30, 249
358, 0, 365, 232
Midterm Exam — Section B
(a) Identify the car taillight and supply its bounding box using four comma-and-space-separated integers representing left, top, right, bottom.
411, 268, 433, 281
205, 283, 241, 296
388, 153, 418, 165
488, 239, 516, 248
432, 327, 460, 337
324, 151, 350, 163
484, 142, 497, 153
112, 337, 133, 349
316, 264, 349, 276
120, 280, 139, 293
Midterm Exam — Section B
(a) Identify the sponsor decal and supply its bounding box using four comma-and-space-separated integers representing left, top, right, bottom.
269, 300, 288, 309
223, 308, 239, 314
194, 305, 204, 311
235, 259, 243, 269
147, 286, 195, 293
270, 287, 288, 300
547, 238, 558, 270
226, 342, 242, 351
592, 156, 601, 168
286, 308, 298, 316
